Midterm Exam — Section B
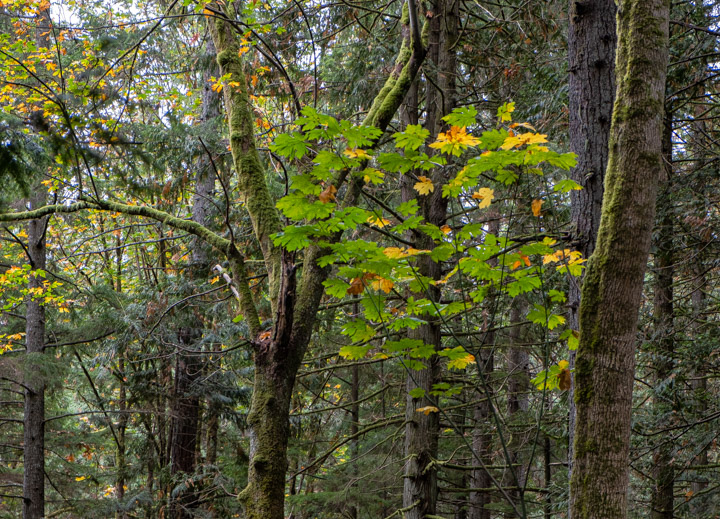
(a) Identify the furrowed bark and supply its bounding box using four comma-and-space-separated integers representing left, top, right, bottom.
402, 1, 455, 515
570, 1, 670, 518
23, 10, 51, 518
566, 2, 616, 502
23, 191, 46, 519
170, 36, 221, 519
650, 116, 674, 519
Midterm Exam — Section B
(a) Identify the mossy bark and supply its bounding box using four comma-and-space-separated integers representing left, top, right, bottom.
569, 1, 670, 518
207, 7, 283, 309
203, 2, 429, 518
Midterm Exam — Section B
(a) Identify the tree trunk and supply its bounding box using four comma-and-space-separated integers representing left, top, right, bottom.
570, 1, 670, 518
504, 298, 529, 517
23, 10, 51, 517
650, 116, 674, 519
566, 2, 616, 503
23, 190, 46, 519
207, 2, 427, 516
468, 217, 500, 519
402, 1, 456, 515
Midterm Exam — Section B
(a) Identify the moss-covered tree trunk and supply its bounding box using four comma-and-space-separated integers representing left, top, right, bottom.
566, 2, 616, 501
569, 1, 670, 518
206, 2, 427, 517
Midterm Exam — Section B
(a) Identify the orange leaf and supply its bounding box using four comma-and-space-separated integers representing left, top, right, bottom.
318, 184, 337, 203
531, 199, 543, 217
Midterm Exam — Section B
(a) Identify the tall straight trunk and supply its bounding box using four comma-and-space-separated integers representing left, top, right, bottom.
402, 1, 456, 516
650, 117, 674, 519
23, 190, 46, 519
169, 35, 220, 519
468, 215, 500, 519
570, 1, 670, 518
23, 10, 51, 518
566, 1, 616, 501
504, 298, 529, 517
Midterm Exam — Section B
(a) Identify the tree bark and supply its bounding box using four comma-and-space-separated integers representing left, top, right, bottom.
504, 298, 529, 517
566, 1, 616, 502
650, 116, 674, 519
570, 1, 670, 518
23, 190, 46, 519
402, 1, 456, 515
23, 9, 51, 518
206, 2, 428, 517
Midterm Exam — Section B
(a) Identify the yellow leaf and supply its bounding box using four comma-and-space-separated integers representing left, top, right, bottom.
367, 214, 390, 227
531, 199, 543, 217
510, 121, 537, 132
429, 126, 480, 155
383, 247, 407, 259
440, 225, 452, 235
343, 148, 370, 159
501, 132, 549, 150
75, 476, 86, 481
472, 187, 494, 209
558, 360, 569, 370
209, 276, 219, 284
448, 353, 476, 370
416, 406, 440, 415
371, 277, 394, 294
414, 176, 435, 196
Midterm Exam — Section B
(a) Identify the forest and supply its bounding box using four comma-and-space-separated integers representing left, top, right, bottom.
0, 0, 717, 518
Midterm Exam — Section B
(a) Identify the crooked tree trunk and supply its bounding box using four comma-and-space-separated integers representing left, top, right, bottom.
569, 1, 670, 518
566, 1, 616, 501
207, 2, 427, 517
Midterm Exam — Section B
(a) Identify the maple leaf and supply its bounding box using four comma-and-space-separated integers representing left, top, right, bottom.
318, 184, 337, 203
367, 214, 391, 227
501, 132, 549, 150
416, 406, 440, 415
558, 368, 572, 391
447, 353, 476, 370
531, 199, 543, 216
429, 126, 480, 155
472, 187, 494, 209
346, 277, 365, 295
371, 277, 394, 294
414, 176, 435, 195
344, 148, 370, 159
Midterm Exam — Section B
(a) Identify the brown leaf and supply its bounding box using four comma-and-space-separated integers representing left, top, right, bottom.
558, 368, 571, 391
346, 277, 364, 295
319, 184, 337, 203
